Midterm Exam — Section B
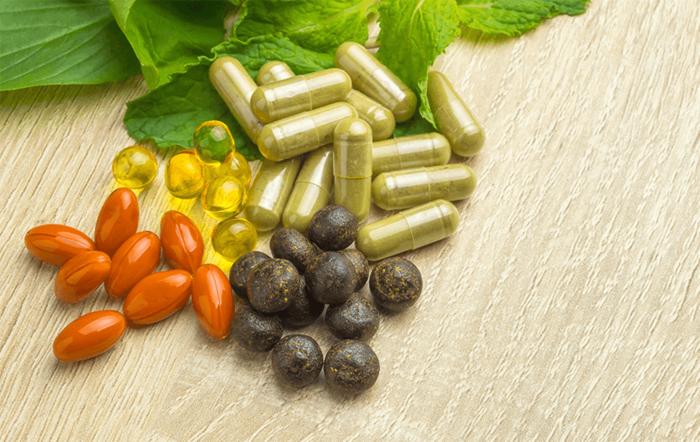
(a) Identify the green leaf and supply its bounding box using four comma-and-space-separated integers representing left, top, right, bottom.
392, 113, 436, 138
234, 0, 375, 53
0, 1, 140, 91
376, 0, 461, 127
457, 0, 590, 37
124, 35, 335, 160
108, 0, 228, 89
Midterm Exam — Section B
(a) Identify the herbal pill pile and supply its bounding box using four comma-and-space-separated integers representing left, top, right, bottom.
24, 41, 485, 395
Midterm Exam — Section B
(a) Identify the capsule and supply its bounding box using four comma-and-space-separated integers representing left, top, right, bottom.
105, 231, 161, 298
211, 218, 258, 261
209, 56, 264, 143
165, 150, 205, 199
123, 270, 193, 325
372, 133, 452, 176
192, 265, 235, 339
335, 42, 417, 122
257, 61, 294, 85
193, 120, 235, 166
112, 146, 158, 189
55, 251, 111, 304
251, 69, 352, 123
200, 176, 247, 220
205, 151, 252, 186
160, 211, 204, 274
95, 188, 139, 257
25, 225, 95, 266
257, 102, 357, 161
53, 310, 126, 362
372, 164, 477, 211
333, 118, 372, 222
282, 146, 333, 233
427, 71, 485, 157
345, 90, 395, 141
356, 200, 460, 261
243, 157, 302, 231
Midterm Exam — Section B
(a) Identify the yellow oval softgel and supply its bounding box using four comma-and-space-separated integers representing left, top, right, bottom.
193, 120, 235, 166
205, 151, 252, 186
112, 146, 158, 189
201, 176, 248, 220
212, 217, 257, 261
165, 150, 205, 199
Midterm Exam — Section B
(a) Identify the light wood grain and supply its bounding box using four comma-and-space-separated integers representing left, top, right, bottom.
2, 1, 700, 440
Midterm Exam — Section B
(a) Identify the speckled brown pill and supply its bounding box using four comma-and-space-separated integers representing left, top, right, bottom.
247, 259, 300, 313
244, 157, 302, 231
209, 56, 264, 144
258, 102, 357, 161
257, 61, 294, 86
270, 227, 317, 273
228, 251, 271, 300
335, 42, 417, 123
338, 249, 369, 291
278, 276, 325, 327
231, 304, 283, 352
305, 252, 357, 305
307, 205, 359, 251
372, 164, 477, 211
427, 71, 485, 157
271, 334, 323, 388
356, 199, 459, 261
372, 133, 452, 176
324, 339, 380, 394
252, 69, 352, 123
333, 117, 372, 222
282, 146, 334, 233
325, 293, 379, 341
345, 90, 395, 141
370, 257, 422, 311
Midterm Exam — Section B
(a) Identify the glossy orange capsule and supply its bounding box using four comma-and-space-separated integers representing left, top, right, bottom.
95, 188, 139, 257
123, 270, 193, 325
160, 211, 204, 274
192, 265, 235, 339
25, 224, 95, 266
55, 251, 111, 303
53, 310, 126, 362
104, 231, 161, 298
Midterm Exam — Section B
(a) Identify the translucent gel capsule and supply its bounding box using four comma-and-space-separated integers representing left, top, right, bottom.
209, 56, 264, 144
372, 164, 477, 211
257, 61, 294, 85
282, 146, 333, 233
333, 118, 372, 222
212, 218, 258, 261
372, 133, 452, 176
251, 68, 352, 123
204, 151, 252, 186
345, 90, 395, 141
244, 157, 302, 231
201, 176, 248, 220
427, 71, 485, 157
165, 150, 205, 199
112, 146, 158, 189
335, 42, 417, 123
193, 120, 235, 166
356, 199, 460, 261
257, 102, 357, 161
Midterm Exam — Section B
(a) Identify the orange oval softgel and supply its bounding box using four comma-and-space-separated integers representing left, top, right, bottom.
25, 224, 95, 266
105, 231, 161, 298
53, 310, 126, 362
160, 211, 204, 274
124, 270, 193, 325
95, 188, 139, 257
55, 251, 111, 303
192, 265, 235, 339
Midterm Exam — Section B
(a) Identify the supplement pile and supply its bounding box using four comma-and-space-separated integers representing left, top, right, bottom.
24, 41, 484, 395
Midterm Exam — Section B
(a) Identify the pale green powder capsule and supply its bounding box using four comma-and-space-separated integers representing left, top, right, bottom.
334, 118, 372, 222
257, 61, 295, 86
244, 157, 302, 231
356, 200, 460, 261
345, 90, 395, 141
372, 133, 452, 176
372, 164, 476, 211
282, 146, 334, 233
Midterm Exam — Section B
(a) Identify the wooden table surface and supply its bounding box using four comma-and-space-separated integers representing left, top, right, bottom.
2, 2, 700, 441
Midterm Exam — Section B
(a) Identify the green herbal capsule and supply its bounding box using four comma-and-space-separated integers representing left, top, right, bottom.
356, 199, 459, 261
345, 90, 395, 141
372, 164, 476, 211
244, 157, 302, 231
258, 102, 357, 161
209, 56, 264, 144
427, 71, 485, 157
334, 118, 372, 222
372, 133, 452, 176
282, 146, 334, 233
335, 42, 417, 123
257, 61, 295, 86
252, 69, 352, 123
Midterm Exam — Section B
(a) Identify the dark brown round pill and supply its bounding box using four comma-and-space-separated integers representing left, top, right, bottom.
271, 334, 323, 388
324, 339, 380, 394
278, 276, 325, 327
270, 227, 317, 273
231, 304, 283, 352
325, 293, 379, 341
307, 205, 358, 251
248, 259, 300, 313
369, 257, 422, 311
229, 251, 271, 300
305, 252, 358, 305
338, 248, 369, 291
